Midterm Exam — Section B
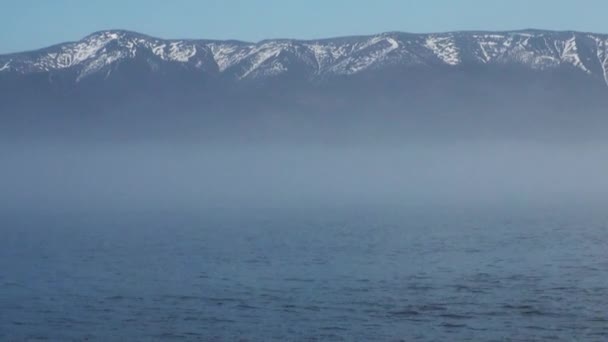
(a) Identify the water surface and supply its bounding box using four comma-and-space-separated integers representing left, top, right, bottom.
1, 205, 607, 341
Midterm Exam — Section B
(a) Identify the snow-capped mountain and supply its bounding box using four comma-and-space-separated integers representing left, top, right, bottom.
1, 29, 608, 85
2, 29, 608, 142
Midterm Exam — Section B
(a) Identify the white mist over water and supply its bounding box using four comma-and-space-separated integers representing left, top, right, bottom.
2, 141, 608, 212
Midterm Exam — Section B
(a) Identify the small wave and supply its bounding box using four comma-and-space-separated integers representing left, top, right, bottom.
283, 277, 315, 283
236, 303, 258, 310
589, 317, 608, 322
521, 309, 548, 316
418, 304, 448, 311
438, 313, 473, 320
2, 282, 27, 288
525, 325, 550, 331
502, 304, 533, 310
390, 310, 420, 317
441, 322, 468, 328
320, 326, 348, 331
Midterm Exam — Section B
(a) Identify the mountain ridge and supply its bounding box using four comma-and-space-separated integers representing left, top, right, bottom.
2, 29, 607, 86
3, 28, 606, 52
2, 29, 608, 143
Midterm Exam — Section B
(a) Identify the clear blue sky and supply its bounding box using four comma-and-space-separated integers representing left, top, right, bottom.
2, 0, 608, 53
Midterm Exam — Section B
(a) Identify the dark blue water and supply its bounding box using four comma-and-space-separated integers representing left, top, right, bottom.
1, 205, 607, 341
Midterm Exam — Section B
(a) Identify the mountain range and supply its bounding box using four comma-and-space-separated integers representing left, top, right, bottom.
1, 29, 608, 142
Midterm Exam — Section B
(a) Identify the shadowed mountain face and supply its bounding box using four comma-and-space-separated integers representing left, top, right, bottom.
1, 29, 608, 142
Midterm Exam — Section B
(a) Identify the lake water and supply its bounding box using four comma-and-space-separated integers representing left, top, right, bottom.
1, 205, 607, 341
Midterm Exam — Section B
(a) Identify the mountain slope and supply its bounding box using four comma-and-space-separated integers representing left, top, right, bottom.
1, 29, 608, 143
1, 29, 608, 85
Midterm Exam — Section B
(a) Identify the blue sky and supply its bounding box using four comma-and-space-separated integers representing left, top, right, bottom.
2, 0, 608, 53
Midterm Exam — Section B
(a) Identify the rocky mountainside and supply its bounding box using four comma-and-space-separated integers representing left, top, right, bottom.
1, 29, 608, 142
1, 29, 607, 85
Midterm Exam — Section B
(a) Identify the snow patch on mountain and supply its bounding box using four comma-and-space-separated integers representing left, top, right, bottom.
465, 33, 597, 73
304, 42, 348, 73
238, 42, 289, 79
152, 41, 197, 62
0, 60, 10, 72
424, 35, 460, 65
592, 36, 608, 85
208, 43, 245, 72
328, 36, 401, 74
56, 31, 123, 69
474, 34, 510, 63
558, 35, 591, 73
77, 50, 125, 81
499, 34, 559, 69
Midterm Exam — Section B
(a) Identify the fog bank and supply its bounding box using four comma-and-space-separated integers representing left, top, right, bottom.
2, 141, 608, 214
